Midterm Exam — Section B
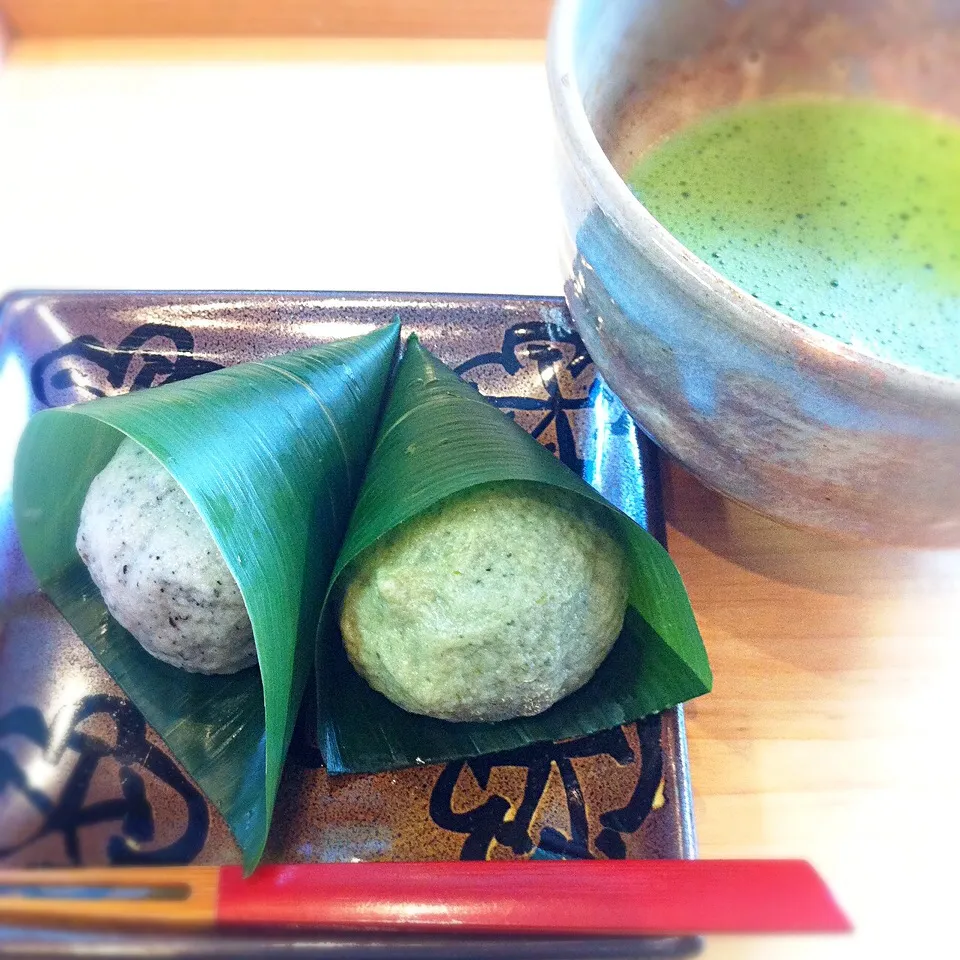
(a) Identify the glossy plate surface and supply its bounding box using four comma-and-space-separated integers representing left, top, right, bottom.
0, 291, 697, 956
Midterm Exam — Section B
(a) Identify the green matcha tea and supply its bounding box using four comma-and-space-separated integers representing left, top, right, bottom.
626, 98, 960, 378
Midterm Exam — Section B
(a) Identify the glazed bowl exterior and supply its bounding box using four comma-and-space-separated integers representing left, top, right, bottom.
548, 0, 960, 546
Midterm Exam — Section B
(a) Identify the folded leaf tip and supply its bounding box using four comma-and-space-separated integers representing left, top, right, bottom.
316, 331, 712, 773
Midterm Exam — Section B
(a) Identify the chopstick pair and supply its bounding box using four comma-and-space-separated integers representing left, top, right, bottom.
0, 860, 851, 935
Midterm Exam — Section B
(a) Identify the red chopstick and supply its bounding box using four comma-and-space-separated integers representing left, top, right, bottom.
218, 860, 851, 935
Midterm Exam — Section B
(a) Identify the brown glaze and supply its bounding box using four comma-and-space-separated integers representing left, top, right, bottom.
550, 0, 960, 545
0, 292, 693, 869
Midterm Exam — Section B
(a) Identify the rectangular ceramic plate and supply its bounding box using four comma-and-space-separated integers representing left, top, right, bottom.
0, 292, 698, 958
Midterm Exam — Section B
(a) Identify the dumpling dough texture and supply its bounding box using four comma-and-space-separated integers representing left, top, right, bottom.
340, 480, 630, 722
76, 438, 256, 675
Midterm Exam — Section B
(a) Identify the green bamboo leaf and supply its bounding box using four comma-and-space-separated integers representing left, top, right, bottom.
317, 335, 711, 774
13, 323, 400, 871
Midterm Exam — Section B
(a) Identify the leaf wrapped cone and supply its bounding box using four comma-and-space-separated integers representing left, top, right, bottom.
317, 336, 712, 774
12, 324, 400, 872
12, 322, 712, 869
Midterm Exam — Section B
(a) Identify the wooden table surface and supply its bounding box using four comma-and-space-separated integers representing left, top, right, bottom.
666, 461, 959, 957
1, 34, 958, 959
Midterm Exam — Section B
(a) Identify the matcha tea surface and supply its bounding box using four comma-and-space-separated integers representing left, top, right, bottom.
626, 98, 960, 379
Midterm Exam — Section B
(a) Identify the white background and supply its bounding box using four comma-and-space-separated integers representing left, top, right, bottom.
0, 45, 562, 297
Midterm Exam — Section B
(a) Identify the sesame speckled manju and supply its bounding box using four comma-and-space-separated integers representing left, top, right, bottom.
77, 438, 256, 675
340, 480, 629, 723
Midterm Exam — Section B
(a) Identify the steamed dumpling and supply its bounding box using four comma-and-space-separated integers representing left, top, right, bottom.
76, 438, 256, 675
339, 480, 629, 722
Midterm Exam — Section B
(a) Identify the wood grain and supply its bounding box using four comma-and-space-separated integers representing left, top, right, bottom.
0, 1, 553, 40
5, 36, 546, 63
663, 461, 960, 957
0, 867, 219, 927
